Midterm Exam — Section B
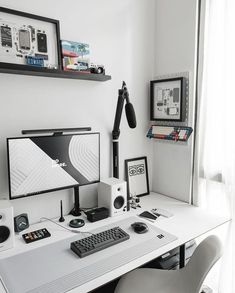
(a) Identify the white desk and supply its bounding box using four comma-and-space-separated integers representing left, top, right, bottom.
0, 193, 230, 293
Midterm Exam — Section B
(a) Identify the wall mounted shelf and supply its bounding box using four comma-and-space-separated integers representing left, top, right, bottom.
0, 63, 111, 82
147, 125, 193, 142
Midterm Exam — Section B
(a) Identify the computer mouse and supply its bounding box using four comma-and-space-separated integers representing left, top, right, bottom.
131, 222, 149, 234
69, 219, 85, 228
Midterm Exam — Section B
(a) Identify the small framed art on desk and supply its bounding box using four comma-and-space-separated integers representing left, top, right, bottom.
125, 156, 150, 198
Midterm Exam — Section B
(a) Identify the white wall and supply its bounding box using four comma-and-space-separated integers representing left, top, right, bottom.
152, 0, 198, 202
0, 0, 155, 222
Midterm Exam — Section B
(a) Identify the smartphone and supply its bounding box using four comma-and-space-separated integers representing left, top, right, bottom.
37, 33, 47, 53
139, 211, 158, 221
19, 29, 30, 50
1, 26, 12, 47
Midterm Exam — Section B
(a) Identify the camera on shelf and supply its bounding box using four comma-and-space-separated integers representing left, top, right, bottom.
89, 63, 105, 75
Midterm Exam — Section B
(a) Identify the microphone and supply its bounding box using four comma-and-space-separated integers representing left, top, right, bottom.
122, 81, 137, 128
112, 81, 137, 179
125, 102, 136, 128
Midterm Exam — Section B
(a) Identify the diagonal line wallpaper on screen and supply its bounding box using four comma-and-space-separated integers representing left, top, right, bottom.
8, 133, 100, 198
69, 135, 99, 182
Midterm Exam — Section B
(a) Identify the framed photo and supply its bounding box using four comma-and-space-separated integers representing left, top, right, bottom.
150, 77, 186, 122
125, 156, 149, 200
0, 7, 62, 70
61, 40, 90, 72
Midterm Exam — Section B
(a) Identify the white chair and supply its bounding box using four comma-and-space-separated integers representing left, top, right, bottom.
114, 235, 222, 293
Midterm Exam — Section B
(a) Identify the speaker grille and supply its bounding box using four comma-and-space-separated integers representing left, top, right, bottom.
113, 196, 124, 209
0, 226, 10, 243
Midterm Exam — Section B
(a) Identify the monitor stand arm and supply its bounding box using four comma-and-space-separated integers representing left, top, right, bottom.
69, 186, 81, 216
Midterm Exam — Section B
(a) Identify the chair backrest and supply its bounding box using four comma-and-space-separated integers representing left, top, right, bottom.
182, 235, 223, 293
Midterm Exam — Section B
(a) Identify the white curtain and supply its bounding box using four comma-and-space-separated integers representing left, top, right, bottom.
193, 0, 235, 292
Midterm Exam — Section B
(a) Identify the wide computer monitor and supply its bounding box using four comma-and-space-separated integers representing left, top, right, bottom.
7, 132, 100, 200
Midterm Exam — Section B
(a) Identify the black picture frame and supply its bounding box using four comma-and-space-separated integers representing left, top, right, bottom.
0, 7, 62, 72
150, 77, 186, 122
125, 156, 150, 203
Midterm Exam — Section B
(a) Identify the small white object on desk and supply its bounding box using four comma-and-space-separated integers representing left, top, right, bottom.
151, 208, 174, 218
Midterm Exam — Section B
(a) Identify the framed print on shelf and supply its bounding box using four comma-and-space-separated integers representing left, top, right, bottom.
125, 156, 150, 200
150, 77, 186, 122
61, 40, 90, 72
0, 7, 62, 71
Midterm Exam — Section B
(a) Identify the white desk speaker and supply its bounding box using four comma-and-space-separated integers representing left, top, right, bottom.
0, 200, 14, 252
98, 178, 127, 217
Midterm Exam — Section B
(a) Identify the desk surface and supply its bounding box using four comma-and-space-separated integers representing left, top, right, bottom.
0, 193, 230, 293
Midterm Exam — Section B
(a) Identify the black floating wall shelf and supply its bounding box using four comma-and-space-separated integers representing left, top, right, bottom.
0, 63, 111, 82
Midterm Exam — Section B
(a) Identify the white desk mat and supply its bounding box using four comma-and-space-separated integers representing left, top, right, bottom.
0, 216, 177, 293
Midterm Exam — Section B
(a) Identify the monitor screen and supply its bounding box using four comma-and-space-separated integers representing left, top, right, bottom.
7, 132, 100, 199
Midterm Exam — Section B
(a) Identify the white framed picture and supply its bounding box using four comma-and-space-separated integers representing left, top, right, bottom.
125, 156, 149, 199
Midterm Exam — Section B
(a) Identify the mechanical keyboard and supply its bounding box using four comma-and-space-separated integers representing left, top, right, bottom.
70, 226, 130, 258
